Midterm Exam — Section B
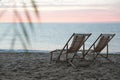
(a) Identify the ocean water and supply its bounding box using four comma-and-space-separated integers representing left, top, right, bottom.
0, 23, 120, 53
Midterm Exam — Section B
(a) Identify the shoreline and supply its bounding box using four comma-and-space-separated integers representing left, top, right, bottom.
0, 49, 120, 54
0, 49, 50, 54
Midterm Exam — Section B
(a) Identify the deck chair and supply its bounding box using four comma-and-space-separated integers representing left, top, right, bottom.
50, 33, 91, 67
83, 34, 115, 62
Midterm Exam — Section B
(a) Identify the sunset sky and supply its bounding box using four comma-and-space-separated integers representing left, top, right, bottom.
0, 0, 120, 23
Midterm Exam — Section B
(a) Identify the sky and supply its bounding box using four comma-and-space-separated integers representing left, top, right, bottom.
0, 0, 120, 23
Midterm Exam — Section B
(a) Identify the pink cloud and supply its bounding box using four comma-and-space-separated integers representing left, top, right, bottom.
0, 9, 120, 23
40, 9, 120, 22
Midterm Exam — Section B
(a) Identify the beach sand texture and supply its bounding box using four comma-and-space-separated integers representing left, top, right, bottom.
0, 53, 120, 80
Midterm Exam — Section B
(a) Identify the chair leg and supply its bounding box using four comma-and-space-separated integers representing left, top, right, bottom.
106, 44, 109, 58
82, 43, 85, 58
94, 52, 112, 63
99, 54, 112, 62
56, 55, 61, 63
66, 53, 68, 61
68, 60, 76, 68
50, 52, 53, 63
71, 52, 77, 62
93, 53, 99, 60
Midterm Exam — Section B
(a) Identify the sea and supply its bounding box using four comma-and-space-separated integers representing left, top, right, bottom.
0, 23, 120, 53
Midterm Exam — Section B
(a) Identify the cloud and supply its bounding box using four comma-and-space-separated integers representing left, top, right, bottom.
0, 0, 120, 12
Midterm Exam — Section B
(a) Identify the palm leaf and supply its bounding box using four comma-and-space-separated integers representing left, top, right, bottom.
10, 33, 17, 49
0, 0, 40, 50
30, 0, 40, 19
14, 10, 31, 46
23, 2, 34, 32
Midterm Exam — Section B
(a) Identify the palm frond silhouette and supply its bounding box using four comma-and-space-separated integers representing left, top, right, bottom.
0, 0, 40, 50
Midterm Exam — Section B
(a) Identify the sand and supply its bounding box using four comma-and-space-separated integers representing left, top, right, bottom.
0, 52, 120, 80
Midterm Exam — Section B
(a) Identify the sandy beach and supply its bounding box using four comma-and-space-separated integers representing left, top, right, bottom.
0, 52, 120, 80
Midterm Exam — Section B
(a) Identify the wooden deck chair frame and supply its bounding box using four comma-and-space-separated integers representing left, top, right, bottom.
50, 33, 91, 65
83, 33, 115, 62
